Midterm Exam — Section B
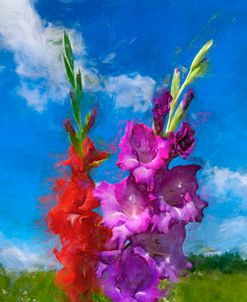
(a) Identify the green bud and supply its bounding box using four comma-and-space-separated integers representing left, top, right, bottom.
171, 68, 180, 99
190, 39, 213, 71
168, 104, 184, 132
186, 59, 208, 85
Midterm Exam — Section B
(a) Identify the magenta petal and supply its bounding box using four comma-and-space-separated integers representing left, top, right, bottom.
152, 212, 171, 233
110, 224, 132, 248
125, 208, 151, 233
94, 181, 127, 227
95, 177, 153, 247
133, 166, 155, 190
144, 139, 170, 170
117, 122, 171, 187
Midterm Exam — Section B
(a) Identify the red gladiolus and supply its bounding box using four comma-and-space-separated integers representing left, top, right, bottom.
47, 136, 111, 302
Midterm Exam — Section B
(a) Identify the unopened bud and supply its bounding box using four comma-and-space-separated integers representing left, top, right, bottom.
64, 119, 75, 137
171, 67, 180, 99
86, 107, 97, 133
70, 91, 75, 102
182, 89, 194, 111
190, 39, 213, 71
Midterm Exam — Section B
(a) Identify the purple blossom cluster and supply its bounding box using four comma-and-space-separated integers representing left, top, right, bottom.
94, 89, 208, 302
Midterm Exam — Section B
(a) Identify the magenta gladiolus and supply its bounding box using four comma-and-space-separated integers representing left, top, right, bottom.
117, 122, 171, 190
95, 118, 208, 301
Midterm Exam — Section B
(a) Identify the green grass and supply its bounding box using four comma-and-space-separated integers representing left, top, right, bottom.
0, 267, 66, 302
1, 254, 247, 301
167, 271, 247, 302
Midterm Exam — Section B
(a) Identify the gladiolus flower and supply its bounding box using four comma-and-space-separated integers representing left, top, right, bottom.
47, 136, 111, 302
98, 246, 161, 302
117, 122, 171, 190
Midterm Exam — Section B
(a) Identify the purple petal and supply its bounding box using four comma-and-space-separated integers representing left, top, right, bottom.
131, 224, 191, 282
100, 247, 161, 302
156, 164, 201, 207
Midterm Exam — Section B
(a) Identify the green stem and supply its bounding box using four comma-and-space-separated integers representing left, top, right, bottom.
165, 78, 188, 133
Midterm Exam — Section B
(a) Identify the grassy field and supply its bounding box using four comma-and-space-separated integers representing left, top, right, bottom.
1, 254, 247, 302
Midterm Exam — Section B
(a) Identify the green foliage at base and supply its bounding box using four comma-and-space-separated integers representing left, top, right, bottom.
0, 266, 66, 302
167, 271, 247, 302
1, 254, 247, 302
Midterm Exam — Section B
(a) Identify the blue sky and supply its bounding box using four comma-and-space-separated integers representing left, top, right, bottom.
1, 0, 247, 269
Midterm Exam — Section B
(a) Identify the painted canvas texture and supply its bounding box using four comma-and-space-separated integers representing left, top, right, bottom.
0, 1, 247, 302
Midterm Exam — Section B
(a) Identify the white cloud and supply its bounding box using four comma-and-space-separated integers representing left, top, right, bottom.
102, 52, 116, 64
0, 0, 85, 111
185, 165, 247, 256
18, 83, 48, 112
219, 216, 247, 257
219, 216, 247, 240
0, 0, 156, 113
203, 166, 247, 208
104, 74, 156, 112
0, 232, 55, 271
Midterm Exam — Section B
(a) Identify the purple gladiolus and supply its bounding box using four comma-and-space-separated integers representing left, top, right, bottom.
152, 90, 173, 135
94, 114, 207, 301
94, 177, 152, 247
98, 247, 161, 302
151, 164, 207, 227
131, 224, 192, 282
117, 122, 171, 190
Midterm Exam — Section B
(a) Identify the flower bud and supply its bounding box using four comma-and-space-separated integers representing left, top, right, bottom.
85, 107, 97, 133
175, 122, 195, 159
190, 39, 213, 71
64, 119, 75, 137
152, 90, 172, 135
171, 67, 180, 99
182, 89, 194, 111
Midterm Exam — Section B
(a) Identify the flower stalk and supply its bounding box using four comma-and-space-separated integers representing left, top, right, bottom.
165, 39, 213, 134
63, 31, 93, 157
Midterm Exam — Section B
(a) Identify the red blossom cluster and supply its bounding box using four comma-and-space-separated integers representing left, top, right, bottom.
47, 136, 111, 302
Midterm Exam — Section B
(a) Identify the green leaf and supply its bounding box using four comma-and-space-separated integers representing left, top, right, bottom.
76, 69, 83, 96
171, 68, 180, 99
190, 39, 213, 71
70, 91, 81, 127
63, 54, 75, 88
63, 31, 74, 71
